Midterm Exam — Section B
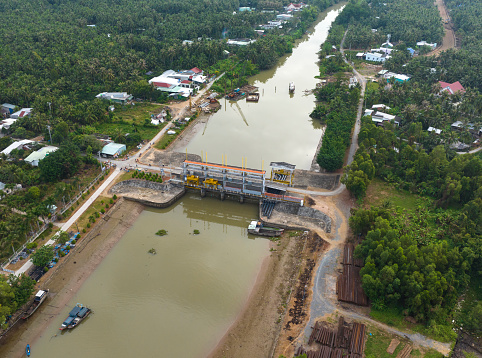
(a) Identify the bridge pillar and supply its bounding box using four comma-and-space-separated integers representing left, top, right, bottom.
239, 195, 244, 204
200, 188, 206, 198
220, 191, 225, 201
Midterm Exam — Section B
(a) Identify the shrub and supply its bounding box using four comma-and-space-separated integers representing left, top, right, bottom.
105, 204, 109, 208
71, 240, 76, 244
156, 229, 168, 236
82, 228, 86, 233
26, 242, 38, 249
95, 212, 100, 218
87, 190, 90, 195
113, 194, 117, 200
101, 200, 104, 204
48, 222, 53, 228
193, 229, 200, 235
59, 251, 66, 257
87, 223, 91, 228
109, 199, 113, 204
76, 234, 81, 239
100, 208, 105, 214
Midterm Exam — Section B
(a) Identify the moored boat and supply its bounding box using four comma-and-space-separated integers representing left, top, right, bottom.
22, 289, 49, 319
60, 303, 91, 330
26, 344, 30, 357
289, 82, 295, 93
248, 221, 284, 237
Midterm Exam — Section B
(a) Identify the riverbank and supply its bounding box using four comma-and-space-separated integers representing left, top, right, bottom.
0, 199, 144, 358
209, 231, 306, 358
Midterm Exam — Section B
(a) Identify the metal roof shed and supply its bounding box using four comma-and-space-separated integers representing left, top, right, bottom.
101, 143, 126, 157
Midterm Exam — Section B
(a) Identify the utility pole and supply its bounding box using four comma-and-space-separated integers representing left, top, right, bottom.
46, 125, 53, 144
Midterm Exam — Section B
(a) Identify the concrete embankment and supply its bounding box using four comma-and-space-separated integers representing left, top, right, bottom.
109, 179, 185, 208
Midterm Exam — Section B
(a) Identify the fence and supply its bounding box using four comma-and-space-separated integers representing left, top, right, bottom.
1, 170, 105, 271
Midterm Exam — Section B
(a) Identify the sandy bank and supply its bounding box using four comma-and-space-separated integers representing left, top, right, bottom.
0, 199, 144, 358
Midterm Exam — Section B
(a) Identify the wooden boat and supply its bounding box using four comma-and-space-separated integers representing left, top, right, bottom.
26, 344, 30, 357
248, 221, 284, 237
289, 82, 295, 93
22, 289, 49, 319
60, 303, 91, 330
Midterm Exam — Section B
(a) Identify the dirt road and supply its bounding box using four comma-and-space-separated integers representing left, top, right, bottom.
429, 0, 456, 56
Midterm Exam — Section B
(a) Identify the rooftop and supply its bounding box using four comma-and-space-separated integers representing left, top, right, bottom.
101, 142, 126, 156
25, 146, 58, 163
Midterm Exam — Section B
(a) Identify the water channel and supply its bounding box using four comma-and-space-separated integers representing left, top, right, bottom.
184, 3, 345, 170
30, 4, 344, 357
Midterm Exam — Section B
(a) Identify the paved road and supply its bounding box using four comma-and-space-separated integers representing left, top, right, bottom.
14, 167, 120, 276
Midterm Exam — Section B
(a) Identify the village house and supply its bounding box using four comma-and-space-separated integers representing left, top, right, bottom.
285, 2, 306, 11
364, 109, 400, 126
1, 103, 16, 115
226, 38, 256, 46
24, 146, 58, 166
417, 41, 437, 49
427, 127, 442, 135
451, 121, 482, 137
365, 52, 389, 63
438, 81, 465, 95
1, 139, 35, 156
10, 108, 32, 119
95, 92, 133, 104
101, 142, 126, 158
384, 72, 410, 83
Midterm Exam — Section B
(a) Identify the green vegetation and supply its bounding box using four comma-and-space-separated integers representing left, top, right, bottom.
0, 274, 35, 327
312, 79, 360, 171
131, 170, 162, 183
193, 229, 200, 235
31, 245, 55, 268
364, 327, 407, 358
155, 230, 168, 236
148, 248, 157, 255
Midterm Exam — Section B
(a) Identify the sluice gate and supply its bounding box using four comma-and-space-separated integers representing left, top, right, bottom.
181, 160, 303, 205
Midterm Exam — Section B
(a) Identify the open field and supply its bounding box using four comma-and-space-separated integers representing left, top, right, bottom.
364, 178, 423, 211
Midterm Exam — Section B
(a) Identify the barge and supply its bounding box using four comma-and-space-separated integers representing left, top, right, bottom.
60, 303, 91, 330
248, 221, 284, 237
246, 92, 260, 102
22, 290, 49, 319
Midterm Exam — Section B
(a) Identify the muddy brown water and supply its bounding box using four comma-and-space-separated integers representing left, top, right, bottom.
28, 4, 344, 357
31, 194, 268, 358
183, 3, 345, 170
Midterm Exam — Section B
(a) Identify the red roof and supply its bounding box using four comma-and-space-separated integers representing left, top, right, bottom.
19, 111, 25, 118
439, 81, 465, 94
152, 82, 172, 88
181, 80, 191, 84
190, 67, 202, 74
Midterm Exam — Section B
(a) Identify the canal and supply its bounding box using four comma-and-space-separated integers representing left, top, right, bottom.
31, 194, 268, 358
183, 3, 345, 170
29, 4, 344, 358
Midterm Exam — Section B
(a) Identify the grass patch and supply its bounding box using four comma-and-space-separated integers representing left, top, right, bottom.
364, 326, 407, 358
114, 102, 165, 123
370, 307, 456, 343
76, 196, 111, 230
364, 178, 423, 211
95, 121, 162, 142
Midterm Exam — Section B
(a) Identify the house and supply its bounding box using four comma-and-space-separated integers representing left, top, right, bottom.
372, 104, 391, 110
95, 92, 133, 104
189, 67, 203, 76
349, 77, 358, 88
1, 103, 15, 114
277, 14, 293, 20
356, 52, 365, 58
378, 69, 389, 76
407, 47, 417, 56
10, 108, 32, 119
365, 52, 389, 63
451, 121, 482, 136
364, 109, 400, 126
438, 81, 465, 95
286, 3, 306, 11
428, 127, 442, 135
384, 72, 410, 83
101, 143, 126, 158
226, 39, 256, 46
417, 41, 437, 49
24, 146, 58, 166
0, 118, 19, 132
238, 7, 252, 11
1, 139, 35, 156
182, 40, 194, 46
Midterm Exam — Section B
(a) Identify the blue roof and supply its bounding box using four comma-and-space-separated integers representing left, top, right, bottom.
407, 47, 415, 55
2, 103, 15, 109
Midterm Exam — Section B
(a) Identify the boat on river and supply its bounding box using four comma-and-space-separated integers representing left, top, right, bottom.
26, 344, 30, 357
22, 289, 49, 319
289, 82, 295, 93
60, 303, 91, 330
248, 221, 284, 237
